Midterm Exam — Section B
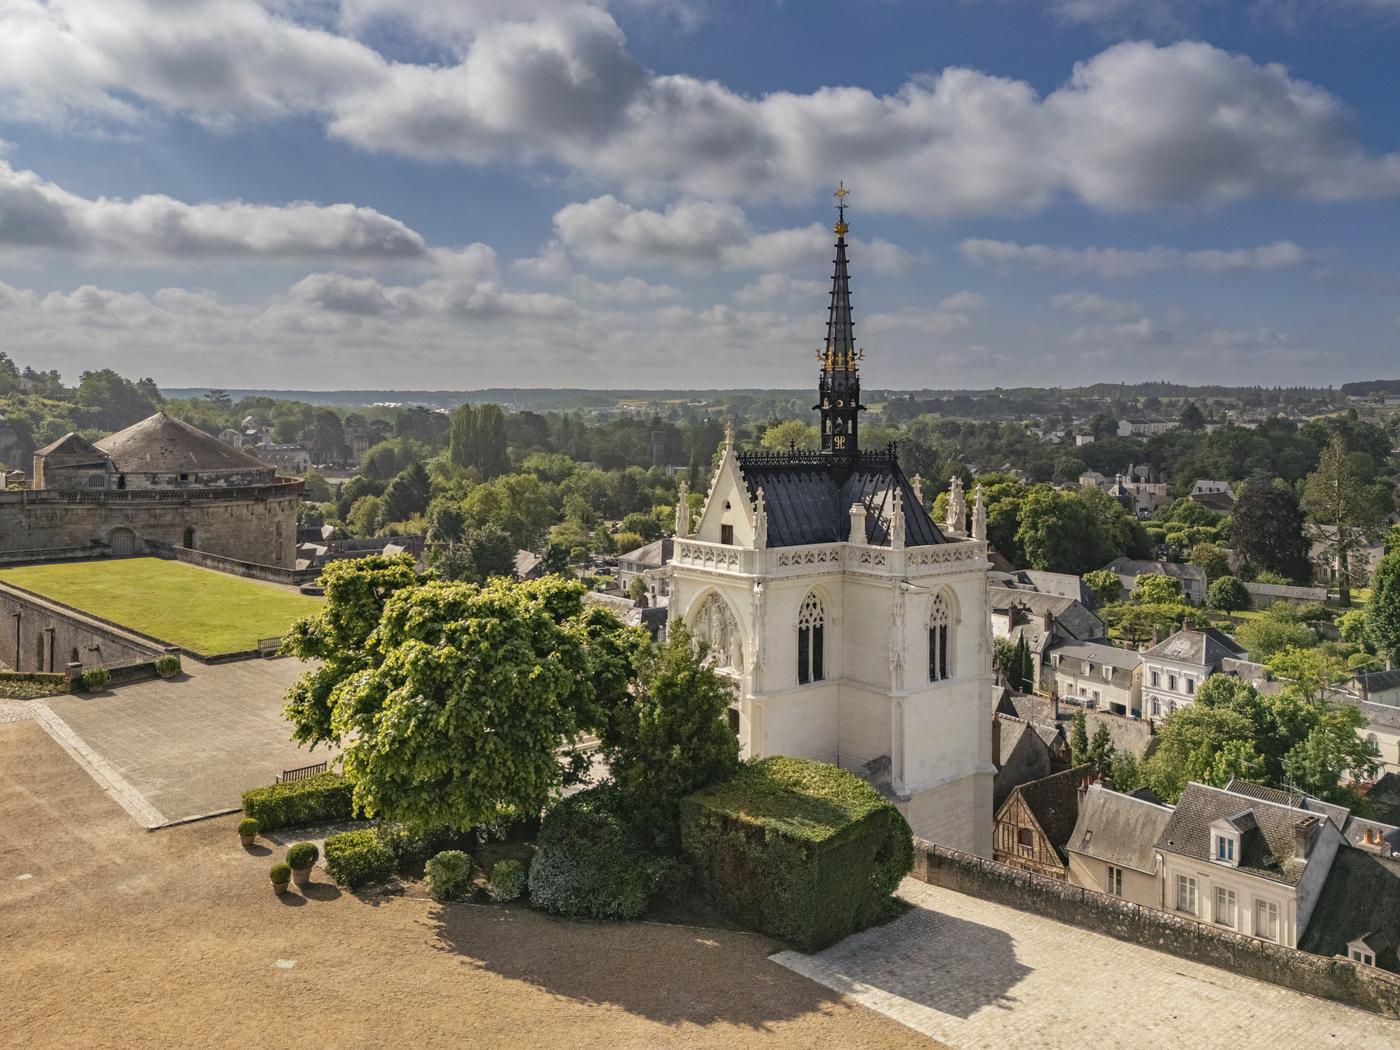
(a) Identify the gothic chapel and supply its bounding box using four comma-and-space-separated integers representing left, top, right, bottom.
668, 185, 994, 856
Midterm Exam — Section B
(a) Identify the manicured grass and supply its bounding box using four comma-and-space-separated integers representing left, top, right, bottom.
0, 558, 322, 656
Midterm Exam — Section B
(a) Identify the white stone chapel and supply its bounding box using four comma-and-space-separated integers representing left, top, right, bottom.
668, 185, 994, 856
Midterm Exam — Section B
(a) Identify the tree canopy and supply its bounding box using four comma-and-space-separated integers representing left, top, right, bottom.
1142, 673, 1377, 806
283, 559, 649, 829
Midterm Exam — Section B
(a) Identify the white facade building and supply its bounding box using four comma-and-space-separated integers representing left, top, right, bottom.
667, 194, 994, 857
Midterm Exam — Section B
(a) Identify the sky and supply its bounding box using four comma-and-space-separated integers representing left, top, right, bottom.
1, 1, 1399, 391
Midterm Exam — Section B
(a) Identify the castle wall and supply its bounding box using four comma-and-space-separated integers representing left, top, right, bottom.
0, 484, 301, 568
0, 581, 166, 673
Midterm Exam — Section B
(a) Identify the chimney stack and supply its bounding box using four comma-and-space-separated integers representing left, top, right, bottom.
1293, 816, 1319, 861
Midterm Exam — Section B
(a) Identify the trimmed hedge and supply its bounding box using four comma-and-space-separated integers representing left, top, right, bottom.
323, 828, 396, 889
488, 858, 529, 902
376, 822, 473, 878
425, 850, 476, 901
240, 772, 354, 832
528, 787, 668, 920
680, 756, 914, 952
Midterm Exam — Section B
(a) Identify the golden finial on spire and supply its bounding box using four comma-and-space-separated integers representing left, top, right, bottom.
833, 179, 850, 238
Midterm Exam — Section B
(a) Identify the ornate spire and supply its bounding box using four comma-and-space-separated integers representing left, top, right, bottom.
972, 483, 987, 542
816, 180, 864, 456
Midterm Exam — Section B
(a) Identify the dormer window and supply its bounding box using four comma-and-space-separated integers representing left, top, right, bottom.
1215, 835, 1236, 863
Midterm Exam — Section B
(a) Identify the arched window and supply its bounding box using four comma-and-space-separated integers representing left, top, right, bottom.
1366, 732, 1380, 755
797, 592, 825, 685
929, 593, 952, 682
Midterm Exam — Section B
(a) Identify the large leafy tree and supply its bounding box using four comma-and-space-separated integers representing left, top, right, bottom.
1083, 569, 1122, 606
448, 403, 477, 471
1234, 615, 1313, 661
1303, 435, 1382, 605
1132, 572, 1183, 605
1206, 576, 1249, 613
76, 368, 161, 431
600, 624, 740, 849
382, 461, 432, 522
284, 561, 647, 829
1230, 480, 1311, 583
1143, 673, 1377, 805
1366, 549, 1400, 667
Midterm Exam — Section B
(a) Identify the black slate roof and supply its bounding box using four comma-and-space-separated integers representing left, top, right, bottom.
736, 448, 944, 548
1157, 782, 1321, 886
1069, 784, 1175, 875
1006, 764, 1093, 863
1298, 848, 1400, 973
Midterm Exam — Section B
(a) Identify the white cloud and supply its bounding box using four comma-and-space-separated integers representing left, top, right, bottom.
1065, 317, 1174, 345
733, 272, 827, 304
962, 238, 1306, 278
4, 6, 1397, 217
568, 274, 682, 302
0, 159, 428, 263
1048, 290, 1144, 320
865, 292, 986, 337
546, 195, 914, 275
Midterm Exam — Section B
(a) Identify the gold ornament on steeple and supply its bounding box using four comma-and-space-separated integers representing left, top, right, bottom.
833, 179, 850, 237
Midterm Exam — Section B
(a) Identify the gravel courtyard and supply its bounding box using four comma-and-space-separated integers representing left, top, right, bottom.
0, 719, 939, 1050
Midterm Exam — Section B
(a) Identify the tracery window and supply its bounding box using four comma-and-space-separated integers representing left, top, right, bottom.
797, 592, 825, 685
929, 593, 952, 682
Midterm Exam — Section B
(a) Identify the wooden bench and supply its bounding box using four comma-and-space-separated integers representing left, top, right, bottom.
256, 636, 283, 658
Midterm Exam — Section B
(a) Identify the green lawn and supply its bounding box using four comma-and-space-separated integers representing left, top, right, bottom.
0, 558, 322, 656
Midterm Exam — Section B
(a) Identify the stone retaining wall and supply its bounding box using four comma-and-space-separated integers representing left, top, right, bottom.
911, 837, 1400, 1019
0, 580, 170, 680
0, 545, 110, 567
146, 542, 317, 586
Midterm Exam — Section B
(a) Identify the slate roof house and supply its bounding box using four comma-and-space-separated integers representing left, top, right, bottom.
1298, 847, 1400, 972
1141, 626, 1247, 719
1103, 557, 1208, 604
1156, 782, 1345, 948
993, 765, 1093, 880
992, 713, 1059, 811
1343, 669, 1400, 775
1066, 784, 1174, 907
989, 587, 1107, 693
1046, 640, 1143, 718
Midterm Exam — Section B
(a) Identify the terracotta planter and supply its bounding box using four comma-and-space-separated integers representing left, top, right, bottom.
291, 865, 313, 887
272, 880, 290, 895
240, 835, 256, 848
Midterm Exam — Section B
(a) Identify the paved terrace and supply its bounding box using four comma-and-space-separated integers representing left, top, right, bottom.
774, 879, 1389, 1049
31, 658, 325, 827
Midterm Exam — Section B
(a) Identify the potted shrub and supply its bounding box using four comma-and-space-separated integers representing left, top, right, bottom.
154, 654, 181, 679
286, 842, 319, 887
79, 667, 111, 693
238, 817, 260, 848
270, 862, 292, 895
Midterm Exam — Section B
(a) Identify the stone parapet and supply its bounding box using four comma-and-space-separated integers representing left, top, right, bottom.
911, 837, 1400, 1019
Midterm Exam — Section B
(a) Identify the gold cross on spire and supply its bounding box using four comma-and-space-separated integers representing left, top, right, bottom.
833, 179, 849, 237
